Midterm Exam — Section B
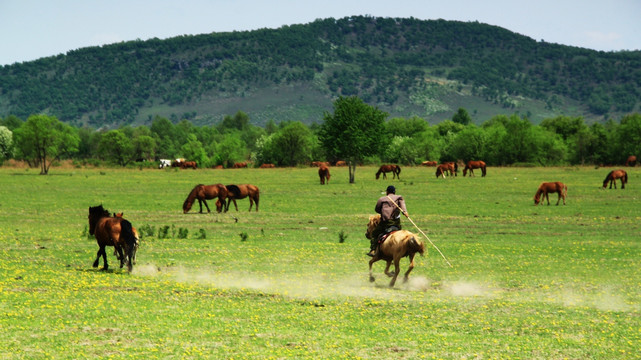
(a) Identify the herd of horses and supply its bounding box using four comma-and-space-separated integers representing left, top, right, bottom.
88, 157, 634, 287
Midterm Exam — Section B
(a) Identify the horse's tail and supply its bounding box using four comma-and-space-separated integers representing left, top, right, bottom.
253, 186, 260, 208
481, 165, 487, 176
563, 183, 568, 197
408, 236, 426, 256
396, 166, 401, 175
120, 219, 138, 268
624, 172, 628, 184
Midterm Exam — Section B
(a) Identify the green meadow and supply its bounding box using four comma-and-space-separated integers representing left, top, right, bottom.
0, 165, 639, 359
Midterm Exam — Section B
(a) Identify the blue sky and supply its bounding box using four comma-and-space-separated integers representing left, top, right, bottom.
1, 0, 640, 66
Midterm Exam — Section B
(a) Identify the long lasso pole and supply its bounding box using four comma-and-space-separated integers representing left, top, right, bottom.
387, 196, 453, 268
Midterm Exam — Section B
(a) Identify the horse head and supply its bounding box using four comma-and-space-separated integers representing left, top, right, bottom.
365, 214, 381, 240
88, 205, 109, 235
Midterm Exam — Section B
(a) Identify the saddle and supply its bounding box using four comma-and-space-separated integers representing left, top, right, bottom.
377, 226, 400, 244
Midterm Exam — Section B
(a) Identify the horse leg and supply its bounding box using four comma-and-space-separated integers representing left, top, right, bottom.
248, 198, 253, 212
202, 199, 211, 213
232, 199, 239, 212
389, 258, 401, 287
544, 192, 550, 205
368, 258, 380, 282
383, 261, 394, 277
197, 199, 203, 213
403, 254, 416, 283
115, 245, 125, 268
93, 246, 103, 268
621, 179, 625, 189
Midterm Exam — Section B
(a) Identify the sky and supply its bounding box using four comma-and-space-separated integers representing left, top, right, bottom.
1, 0, 640, 66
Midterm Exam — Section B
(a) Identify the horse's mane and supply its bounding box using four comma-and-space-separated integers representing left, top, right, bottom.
603, 171, 615, 183
90, 204, 110, 218
226, 184, 241, 197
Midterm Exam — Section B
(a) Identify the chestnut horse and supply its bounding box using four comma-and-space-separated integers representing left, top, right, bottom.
421, 161, 437, 166
319, 165, 331, 185
463, 160, 486, 177
435, 163, 455, 178
183, 184, 228, 213
534, 182, 568, 206
88, 205, 139, 272
376, 164, 401, 180
603, 170, 628, 189
625, 155, 637, 167
224, 184, 260, 212
365, 214, 425, 287
180, 161, 197, 169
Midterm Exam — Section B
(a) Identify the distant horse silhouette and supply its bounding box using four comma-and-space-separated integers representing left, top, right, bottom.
435, 163, 455, 178
603, 170, 628, 189
534, 182, 568, 206
183, 184, 228, 213
224, 184, 260, 212
365, 214, 425, 287
421, 161, 437, 166
335, 161, 347, 166
180, 161, 197, 169
319, 165, 331, 185
88, 205, 139, 272
463, 160, 486, 177
625, 155, 637, 167
232, 162, 248, 168
259, 163, 275, 168
376, 164, 401, 180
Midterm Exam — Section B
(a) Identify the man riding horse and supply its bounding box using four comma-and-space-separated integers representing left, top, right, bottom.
367, 185, 408, 257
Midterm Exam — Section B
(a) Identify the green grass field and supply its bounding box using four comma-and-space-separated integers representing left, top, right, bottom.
1, 165, 639, 359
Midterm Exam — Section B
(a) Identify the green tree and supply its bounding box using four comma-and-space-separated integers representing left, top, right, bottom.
180, 134, 207, 166
213, 133, 247, 167
98, 130, 134, 166
268, 122, 314, 166
0, 126, 13, 160
133, 135, 157, 161
13, 114, 79, 174
615, 113, 641, 162
452, 107, 472, 125
319, 96, 387, 183
447, 125, 487, 162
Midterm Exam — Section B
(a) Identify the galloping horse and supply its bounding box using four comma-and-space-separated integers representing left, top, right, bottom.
435, 163, 455, 178
603, 170, 628, 189
534, 182, 568, 206
318, 165, 331, 185
625, 155, 637, 167
183, 184, 228, 213
463, 160, 487, 177
365, 214, 425, 287
88, 205, 139, 272
224, 184, 260, 212
376, 164, 401, 180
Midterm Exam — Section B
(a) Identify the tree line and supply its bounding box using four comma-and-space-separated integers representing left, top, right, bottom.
1, 97, 640, 175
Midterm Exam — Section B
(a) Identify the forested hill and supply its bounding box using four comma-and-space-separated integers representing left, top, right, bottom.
1, 16, 640, 128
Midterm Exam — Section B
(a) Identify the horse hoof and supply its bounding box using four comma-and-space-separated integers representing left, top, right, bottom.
369, 276, 375, 283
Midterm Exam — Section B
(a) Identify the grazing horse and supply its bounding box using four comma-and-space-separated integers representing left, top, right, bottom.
365, 214, 425, 287
232, 162, 248, 168
534, 182, 568, 206
259, 163, 275, 168
225, 184, 260, 212
435, 163, 455, 178
183, 184, 228, 213
603, 170, 628, 189
88, 205, 139, 272
421, 161, 437, 166
180, 161, 197, 169
625, 155, 637, 167
463, 160, 487, 177
376, 164, 401, 180
318, 165, 331, 185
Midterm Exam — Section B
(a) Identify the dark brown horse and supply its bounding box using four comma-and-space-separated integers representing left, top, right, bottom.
603, 170, 628, 189
88, 205, 139, 272
224, 184, 260, 212
376, 164, 401, 180
534, 182, 568, 206
365, 214, 425, 287
463, 160, 486, 177
183, 184, 228, 213
435, 163, 455, 178
319, 165, 331, 185
625, 155, 637, 167
180, 161, 197, 169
